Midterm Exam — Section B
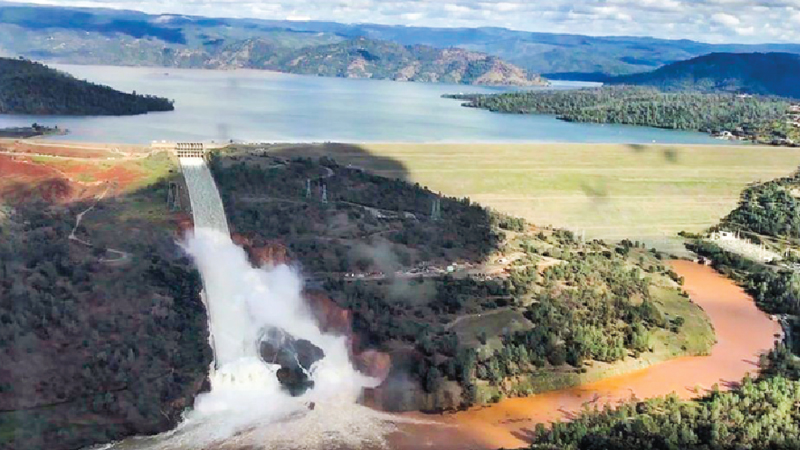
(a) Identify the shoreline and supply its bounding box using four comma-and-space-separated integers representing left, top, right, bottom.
388, 260, 782, 450
21, 136, 768, 147
3, 138, 787, 153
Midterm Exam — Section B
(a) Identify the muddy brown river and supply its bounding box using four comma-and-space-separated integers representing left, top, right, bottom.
389, 261, 782, 450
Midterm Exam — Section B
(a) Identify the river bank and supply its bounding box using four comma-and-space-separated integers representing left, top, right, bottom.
388, 260, 782, 450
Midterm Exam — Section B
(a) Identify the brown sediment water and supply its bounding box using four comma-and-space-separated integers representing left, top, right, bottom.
388, 260, 782, 450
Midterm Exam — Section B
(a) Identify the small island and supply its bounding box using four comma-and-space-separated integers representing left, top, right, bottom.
0, 123, 67, 138
0, 57, 174, 116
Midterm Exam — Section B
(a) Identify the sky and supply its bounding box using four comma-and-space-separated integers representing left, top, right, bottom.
7, 0, 800, 43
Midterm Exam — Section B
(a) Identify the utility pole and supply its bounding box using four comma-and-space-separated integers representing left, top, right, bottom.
431, 198, 441, 221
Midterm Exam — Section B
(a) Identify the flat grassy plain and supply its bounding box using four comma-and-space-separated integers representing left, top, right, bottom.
268, 143, 800, 253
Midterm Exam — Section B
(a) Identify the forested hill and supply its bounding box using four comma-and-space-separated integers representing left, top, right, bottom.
0, 58, 174, 115
446, 87, 799, 145
607, 53, 800, 99
722, 170, 800, 240
231, 37, 546, 86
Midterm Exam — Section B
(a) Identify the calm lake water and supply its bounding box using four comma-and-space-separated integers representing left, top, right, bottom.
0, 64, 725, 145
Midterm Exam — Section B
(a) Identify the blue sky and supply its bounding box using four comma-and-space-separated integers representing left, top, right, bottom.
8, 0, 800, 43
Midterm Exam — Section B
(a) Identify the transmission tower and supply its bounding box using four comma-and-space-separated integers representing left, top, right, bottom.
431, 198, 441, 221
321, 184, 328, 204
305, 178, 311, 198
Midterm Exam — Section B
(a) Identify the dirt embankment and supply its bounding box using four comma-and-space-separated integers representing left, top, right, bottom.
0, 145, 151, 203
389, 261, 781, 450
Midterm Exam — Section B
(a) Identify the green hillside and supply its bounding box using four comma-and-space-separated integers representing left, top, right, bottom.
609, 53, 800, 99
0, 57, 174, 115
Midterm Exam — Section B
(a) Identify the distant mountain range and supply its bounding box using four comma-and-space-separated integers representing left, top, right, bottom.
0, 5, 541, 86
2, 4, 800, 80
0, 57, 174, 115
607, 53, 800, 99
195, 37, 543, 86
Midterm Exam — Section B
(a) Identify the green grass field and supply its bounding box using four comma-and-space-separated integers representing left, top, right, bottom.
268, 143, 800, 253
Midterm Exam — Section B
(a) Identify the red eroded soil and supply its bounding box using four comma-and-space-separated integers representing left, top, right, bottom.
0, 140, 116, 159
0, 154, 54, 179
388, 261, 782, 450
0, 152, 148, 203
91, 165, 143, 190
0, 154, 76, 202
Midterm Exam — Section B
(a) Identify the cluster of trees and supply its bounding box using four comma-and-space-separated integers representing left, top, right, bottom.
0, 196, 211, 450
722, 170, 800, 239
526, 375, 800, 450
477, 254, 673, 385
0, 57, 174, 115
688, 240, 800, 318
447, 86, 792, 139
210, 154, 505, 273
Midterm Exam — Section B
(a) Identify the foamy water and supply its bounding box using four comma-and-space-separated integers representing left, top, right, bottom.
99, 158, 397, 449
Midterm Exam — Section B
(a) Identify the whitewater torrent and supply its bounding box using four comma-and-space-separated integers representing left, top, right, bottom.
103, 157, 399, 450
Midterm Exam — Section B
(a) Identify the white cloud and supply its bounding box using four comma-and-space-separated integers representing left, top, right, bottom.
4, 0, 800, 43
711, 12, 740, 26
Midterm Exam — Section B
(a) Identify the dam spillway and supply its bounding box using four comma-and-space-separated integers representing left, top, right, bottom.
114, 154, 393, 450
179, 157, 231, 236
178, 156, 265, 370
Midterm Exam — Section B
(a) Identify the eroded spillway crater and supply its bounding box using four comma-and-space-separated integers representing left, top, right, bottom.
258, 327, 326, 396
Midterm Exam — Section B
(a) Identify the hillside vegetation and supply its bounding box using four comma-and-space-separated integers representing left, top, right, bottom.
447, 87, 800, 145
608, 53, 800, 99
0, 153, 211, 450
210, 149, 713, 411
0, 57, 174, 115
526, 376, 800, 450
722, 170, 800, 240
269, 142, 800, 255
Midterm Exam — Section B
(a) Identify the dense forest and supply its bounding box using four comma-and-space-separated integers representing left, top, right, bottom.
526, 238, 800, 450
608, 52, 800, 99
210, 150, 712, 411
0, 57, 174, 115
446, 86, 798, 144
525, 375, 800, 450
721, 170, 800, 240
0, 181, 211, 450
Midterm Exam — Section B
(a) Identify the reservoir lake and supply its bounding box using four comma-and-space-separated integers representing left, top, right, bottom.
0, 64, 725, 145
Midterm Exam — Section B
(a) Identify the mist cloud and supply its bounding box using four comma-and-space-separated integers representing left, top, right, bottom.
8, 0, 800, 43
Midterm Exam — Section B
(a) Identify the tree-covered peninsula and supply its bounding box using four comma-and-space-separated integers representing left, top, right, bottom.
446, 86, 800, 146
0, 57, 174, 115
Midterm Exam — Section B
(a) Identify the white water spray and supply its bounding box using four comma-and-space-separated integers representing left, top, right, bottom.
103, 157, 399, 449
